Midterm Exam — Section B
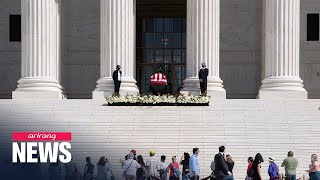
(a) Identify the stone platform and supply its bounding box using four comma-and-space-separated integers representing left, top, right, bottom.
0, 99, 319, 179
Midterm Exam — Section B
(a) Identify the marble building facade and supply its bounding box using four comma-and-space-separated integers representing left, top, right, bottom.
0, 0, 319, 99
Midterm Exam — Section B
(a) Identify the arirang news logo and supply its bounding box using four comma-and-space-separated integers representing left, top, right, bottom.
12, 132, 72, 163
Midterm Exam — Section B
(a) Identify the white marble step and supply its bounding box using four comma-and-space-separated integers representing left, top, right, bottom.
0, 99, 319, 179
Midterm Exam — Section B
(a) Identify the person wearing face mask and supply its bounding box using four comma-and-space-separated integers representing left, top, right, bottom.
112, 65, 122, 96
198, 62, 208, 96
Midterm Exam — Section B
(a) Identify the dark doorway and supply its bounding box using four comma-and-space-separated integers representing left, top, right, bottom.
136, 17, 186, 94
136, 0, 187, 94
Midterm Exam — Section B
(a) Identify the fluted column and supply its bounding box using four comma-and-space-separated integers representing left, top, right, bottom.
93, 0, 139, 100
259, 0, 307, 99
181, 0, 226, 98
12, 0, 64, 99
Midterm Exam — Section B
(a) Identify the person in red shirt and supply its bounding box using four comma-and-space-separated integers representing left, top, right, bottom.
168, 156, 180, 180
246, 157, 254, 180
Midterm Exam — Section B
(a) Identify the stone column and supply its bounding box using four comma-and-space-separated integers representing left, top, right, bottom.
93, 0, 139, 100
12, 0, 64, 99
259, 0, 307, 99
181, 0, 226, 98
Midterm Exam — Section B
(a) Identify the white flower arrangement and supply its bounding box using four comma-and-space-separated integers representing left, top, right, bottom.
107, 94, 210, 105
107, 94, 139, 104
176, 94, 210, 104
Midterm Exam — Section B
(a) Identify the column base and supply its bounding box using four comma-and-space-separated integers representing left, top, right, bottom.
258, 76, 308, 99
12, 77, 64, 99
207, 77, 226, 99
180, 77, 200, 96
92, 77, 139, 101
258, 91, 307, 99
181, 76, 226, 99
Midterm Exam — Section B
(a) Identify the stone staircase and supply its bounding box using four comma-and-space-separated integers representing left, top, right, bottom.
0, 99, 320, 179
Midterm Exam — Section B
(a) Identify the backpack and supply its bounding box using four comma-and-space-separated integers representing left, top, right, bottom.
247, 165, 254, 177
171, 163, 181, 177
159, 169, 168, 180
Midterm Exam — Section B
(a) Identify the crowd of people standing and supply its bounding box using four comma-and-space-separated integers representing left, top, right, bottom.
9, 146, 317, 180
120, 146, 320, 180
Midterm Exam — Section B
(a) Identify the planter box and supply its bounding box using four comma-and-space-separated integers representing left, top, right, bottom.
108, 103, 140, 106
108, 103, 209, 106
107, 95, 210, 106
177, 103, 209, 106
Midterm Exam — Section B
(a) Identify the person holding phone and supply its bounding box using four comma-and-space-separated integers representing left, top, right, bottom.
97, 156, 109, 180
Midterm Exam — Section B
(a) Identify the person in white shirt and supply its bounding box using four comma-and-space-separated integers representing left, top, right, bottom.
158, 155, 168, 180
122, 152, 141, 180
146, 150, 159, 179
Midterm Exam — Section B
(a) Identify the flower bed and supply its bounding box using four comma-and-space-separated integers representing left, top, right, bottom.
106, 94, 210, 106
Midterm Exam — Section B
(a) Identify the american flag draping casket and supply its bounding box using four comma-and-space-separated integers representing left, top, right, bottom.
150, 72, 167, 86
